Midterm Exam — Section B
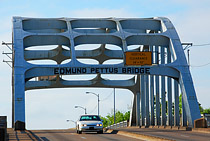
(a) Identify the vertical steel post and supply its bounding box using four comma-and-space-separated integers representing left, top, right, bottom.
145, 74, 150, 127
161, 47, 166, 126
136, 92, 140, 126
140, 75, 145, 126
150, 75, 154, 125
150, 46, 154, 126
174, 79, 180, 126
155, 46, 160, 126
182, 94, 187, 126
145, 47, 150, 127
167, 47, 172, 126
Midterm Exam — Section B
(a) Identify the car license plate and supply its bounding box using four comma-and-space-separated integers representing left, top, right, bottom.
89, 127, 94, 130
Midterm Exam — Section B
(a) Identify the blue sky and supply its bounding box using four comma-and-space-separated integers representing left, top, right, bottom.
0, 0, 210, 129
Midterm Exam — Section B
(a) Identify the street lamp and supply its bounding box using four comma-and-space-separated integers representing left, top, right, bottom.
75, 105, 87, 115
66, 119, 76, 128
86, 92, 100, 116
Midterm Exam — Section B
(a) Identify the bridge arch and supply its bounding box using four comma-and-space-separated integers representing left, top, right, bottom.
12, 17, 200, 130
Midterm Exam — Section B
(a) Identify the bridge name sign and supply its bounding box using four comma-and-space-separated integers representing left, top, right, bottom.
54, 67, 150, 75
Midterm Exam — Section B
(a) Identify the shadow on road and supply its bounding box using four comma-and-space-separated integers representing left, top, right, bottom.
28, 130, 50, 141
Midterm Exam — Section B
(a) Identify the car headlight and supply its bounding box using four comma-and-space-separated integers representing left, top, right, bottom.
82, 124, 87, 127
96, 124, 103, 126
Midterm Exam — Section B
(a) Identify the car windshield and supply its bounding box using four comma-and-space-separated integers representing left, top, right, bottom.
80, 115, 101, 121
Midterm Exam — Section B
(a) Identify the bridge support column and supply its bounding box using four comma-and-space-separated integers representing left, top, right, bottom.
179, 69, 201, 127
136, 92, 140, 126
167, 48, 172, 126
145, 75, 150, 127
14, 74, 26, 130
129, 94, 137, 126
174, 79, 180, 126
140, 75, 145, 126
150, 75, 155, 125
167, 77, 172, 126
161, 47, 166, 126
182, 95, 187, 126
150, 46, 155, 126
129, 75, 140, 126
155, 46, 160, 126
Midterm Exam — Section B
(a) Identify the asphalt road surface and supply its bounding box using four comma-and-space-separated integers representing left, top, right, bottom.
7, 127, 210, 141
29, 129, 142, 141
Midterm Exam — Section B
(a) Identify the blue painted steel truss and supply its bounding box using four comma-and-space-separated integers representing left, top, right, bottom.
12, 17, 200, 130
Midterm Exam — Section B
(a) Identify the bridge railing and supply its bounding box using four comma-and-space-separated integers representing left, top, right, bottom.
203, 114, 210, 127
106, 120, 128, 130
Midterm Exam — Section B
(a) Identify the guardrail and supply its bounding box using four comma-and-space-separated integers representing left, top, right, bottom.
106, 120, 128, 130
203, 114, 210, 127
0, 116, 7, 141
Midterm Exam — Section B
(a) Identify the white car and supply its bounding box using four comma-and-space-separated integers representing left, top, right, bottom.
76, 115, 103, 134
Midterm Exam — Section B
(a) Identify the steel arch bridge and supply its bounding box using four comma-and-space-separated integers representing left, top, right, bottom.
12, 17, 200, 130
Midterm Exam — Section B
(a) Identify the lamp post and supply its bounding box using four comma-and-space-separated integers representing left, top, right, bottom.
75, 105, 87, 115
66, 119, 76, 128
86, 92, 100, 116
104, 78, 116, 124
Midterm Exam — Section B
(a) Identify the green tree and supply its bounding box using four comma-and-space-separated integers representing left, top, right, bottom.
179, 94, 182, 115
202, 108, 210, 114
199, 102, 204, 114
100, 116, 110, 127
101, 110, 130, 127
124, 111, 130, 121
115, 111, 124, 123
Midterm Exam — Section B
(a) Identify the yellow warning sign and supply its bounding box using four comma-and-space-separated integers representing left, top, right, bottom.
125, 52, 152, 66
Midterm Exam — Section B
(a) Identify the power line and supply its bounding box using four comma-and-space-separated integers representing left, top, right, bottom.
190, 62, 210, 67
100, 90, 114, 101
192, 43, 210, 47
89, 104, 98, 114
182, 43, 210, 50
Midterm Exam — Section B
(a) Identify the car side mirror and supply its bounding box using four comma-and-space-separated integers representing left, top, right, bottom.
101, 119, 103, 122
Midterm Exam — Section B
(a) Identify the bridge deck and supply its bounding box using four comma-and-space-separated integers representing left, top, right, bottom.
7, 127, 210, 141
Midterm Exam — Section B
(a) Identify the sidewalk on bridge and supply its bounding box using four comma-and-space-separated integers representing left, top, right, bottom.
7, 128, 37, 141
106, 126, 210, 141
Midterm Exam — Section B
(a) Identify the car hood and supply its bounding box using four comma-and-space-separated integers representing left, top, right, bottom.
79, 121, 102, 125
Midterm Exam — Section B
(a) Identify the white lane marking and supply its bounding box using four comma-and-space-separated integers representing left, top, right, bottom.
81, 137, 86, 139
180, 134, 189, 137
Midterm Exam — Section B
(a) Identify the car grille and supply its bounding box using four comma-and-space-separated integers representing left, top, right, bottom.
87, 124, 96, 126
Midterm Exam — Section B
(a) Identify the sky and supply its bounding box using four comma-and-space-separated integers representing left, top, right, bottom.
0, 0, 210, 129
